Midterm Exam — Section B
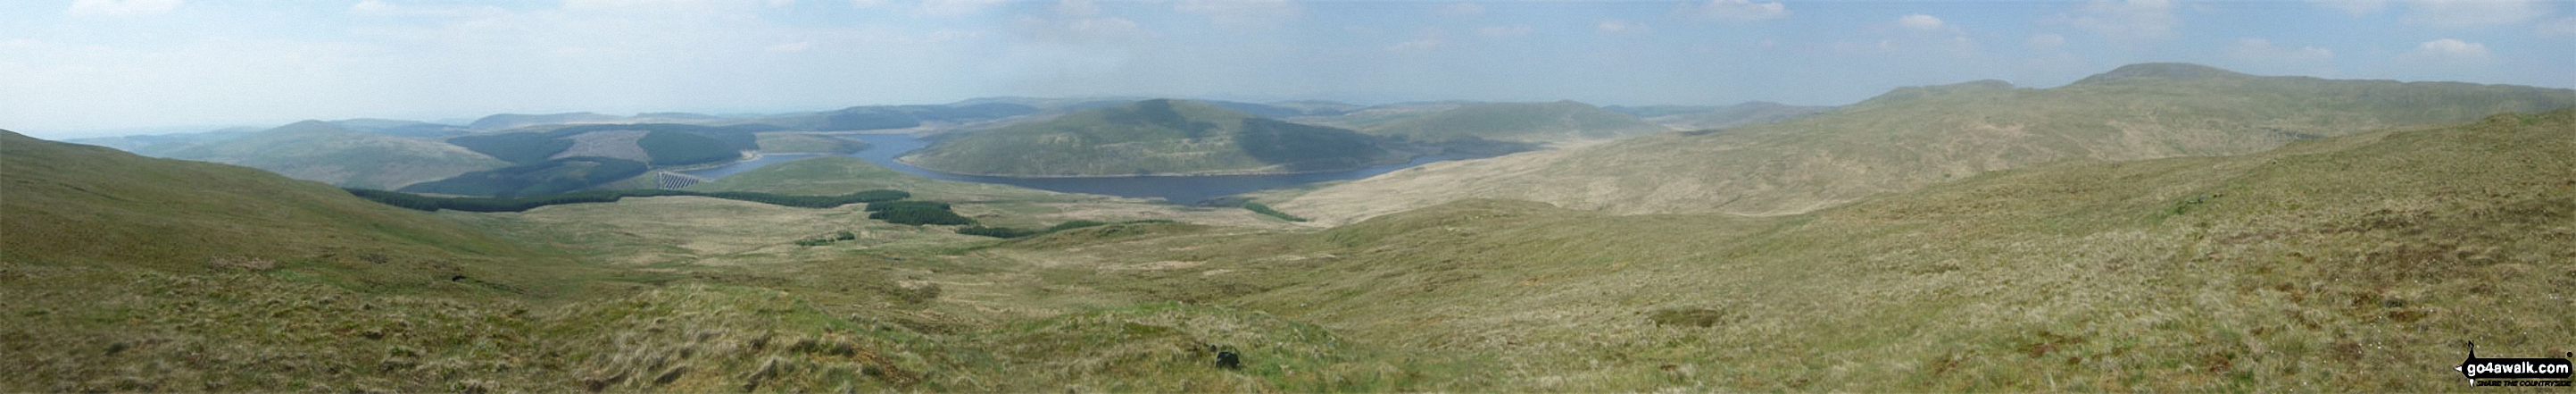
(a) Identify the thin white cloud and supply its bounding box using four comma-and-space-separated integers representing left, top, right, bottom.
2401, 0, 2549, 28
1476, 25, 1532, 38
850, 0, 888, 9
352, 0, 507, 18
66, 0, 180, 16
1596, 19, 1650, 34
1675, 0, 1789, 22
1385, 38, 1442, 52
1176, 0, 1303, 29
920, 0, 1007, 16
562, 0, 795, 13
2060, 0, 2177, 39
2228, 38, 2334, 63
2306, 0, 2388, 14
1898, 14, 1946, 32
1385, 29, 1446, 52
1434, 2, 1485, 18
2541, 17, 2576, 37
1015, 14, 1147, 44
1055, 0, 1099, 16
2027, 33, 2067, 49
767, 41, 810, 53
2400, 38, 2494, 63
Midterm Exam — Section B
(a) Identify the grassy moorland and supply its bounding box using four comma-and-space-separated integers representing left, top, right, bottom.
4, 93, 2570, 391
956, 108, 2576, 390
1280, 63, 2576, 223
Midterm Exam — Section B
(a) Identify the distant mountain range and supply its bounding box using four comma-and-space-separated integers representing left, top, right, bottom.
1277, 63, 2576, 223
46, 96, 1830, 193
1352, 101, 1670, 142
1608, 102, 1831, 130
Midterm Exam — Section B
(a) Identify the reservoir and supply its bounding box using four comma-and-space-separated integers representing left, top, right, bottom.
675, 133, 1478, 204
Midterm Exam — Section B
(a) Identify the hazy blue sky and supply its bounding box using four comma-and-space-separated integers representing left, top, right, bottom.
4, 0, 2572, 138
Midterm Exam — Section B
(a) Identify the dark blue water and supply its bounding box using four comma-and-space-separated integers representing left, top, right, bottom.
677, 133, 1471, 204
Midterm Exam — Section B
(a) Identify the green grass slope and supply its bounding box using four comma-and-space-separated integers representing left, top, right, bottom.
988, 109, 2576, 390
1361, 100, 1670, 142
636, 130, 743, 165
1, 130, 990, 392
397, 156, 650, 197
155, 121, 510, 190
1282, 63, 2576, 223
902, 99, 1402, 176
0, 130, 546, 275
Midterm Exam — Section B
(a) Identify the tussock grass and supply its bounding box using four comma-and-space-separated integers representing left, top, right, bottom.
1282, 63, 2576, 223
8, 109, 2571, 391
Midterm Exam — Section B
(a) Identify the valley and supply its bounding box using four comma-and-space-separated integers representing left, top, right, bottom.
8, 52, 2573, 392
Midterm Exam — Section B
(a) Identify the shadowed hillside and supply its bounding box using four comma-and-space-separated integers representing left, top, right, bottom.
902, 99, 1405, 176
1280, 63, 2576, 223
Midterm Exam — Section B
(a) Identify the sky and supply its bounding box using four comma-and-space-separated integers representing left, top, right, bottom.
4, 0, 2572, 138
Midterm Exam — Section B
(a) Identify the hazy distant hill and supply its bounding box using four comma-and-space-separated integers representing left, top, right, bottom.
751, 104, 1043, 131
445, 123, 771, 166
903, 99, 1404, 176
397, 156, 651, 197
1354, 101, 1669, 142
947, 96, 1152, 112
154, 121, 509, 190
686, 155, 1068, 202
1280, 63, 2576, 223
1609, 101, 1831, 130
1201, 100, 1359, 119
0, 129, 543, 272
62, 126, 263, 156
329, 119, 473, 138
468, 112, 625, 130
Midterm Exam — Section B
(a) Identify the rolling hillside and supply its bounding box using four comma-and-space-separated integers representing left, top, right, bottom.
468, 112, 624, 130
1609, 101, 1832, 130
751, 103, 1043, 131
0, 130, 545, 272
155, 121, 510, 190
1357, 100, 1670, 142
330, 119, 473, 138
1278, 63, 2576, 223
62, 126, 262, 156
753, 132, 869, 154
967, 108, 2576, 390
902, 99, 1405, 176
398, 156, 651, 197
